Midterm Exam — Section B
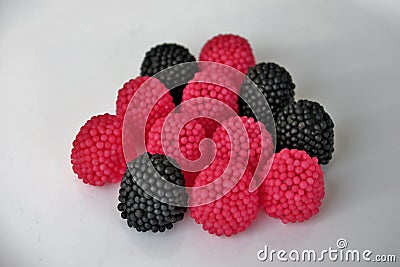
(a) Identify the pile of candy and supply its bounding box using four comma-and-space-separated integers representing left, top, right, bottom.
71, 34, 334, 237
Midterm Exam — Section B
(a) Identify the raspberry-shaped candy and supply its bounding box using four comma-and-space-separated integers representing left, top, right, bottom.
259, 149, 325, 224
71, 114, 126, 186
181, 70, 240, 136
116, 76, 175, 133
212, 116, 274, 173
190, 160, 259, 237
199, 34, 255, 74
146, 113, 207, 186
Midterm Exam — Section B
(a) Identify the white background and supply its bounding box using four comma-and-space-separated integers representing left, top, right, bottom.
1, 0, 400, 266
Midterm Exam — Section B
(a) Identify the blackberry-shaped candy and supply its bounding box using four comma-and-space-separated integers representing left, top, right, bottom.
140, 43, 198, 106
239, 62, 295, 126
117, 153, 188, 233
276, 99, 334, 164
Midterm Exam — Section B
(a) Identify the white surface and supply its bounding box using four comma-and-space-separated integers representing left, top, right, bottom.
1, 0, 400, 266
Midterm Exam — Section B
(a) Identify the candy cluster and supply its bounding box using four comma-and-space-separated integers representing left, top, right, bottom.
71, 34, 334, 236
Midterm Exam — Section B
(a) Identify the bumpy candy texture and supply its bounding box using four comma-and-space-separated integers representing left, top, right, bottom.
259, 149, 325, 224
190, 160, 259, 237
239, 62, 295, 126
199, 34, 255, 74
71, 114, 126, 186
276, 99, 334, 164
212, 116, 274, 173
116, 76, 175, 134
181, 69, 240, 136
140, 43, 198, 106
117, 153, 188, 233
146, 113, 207, 186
